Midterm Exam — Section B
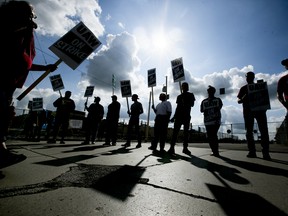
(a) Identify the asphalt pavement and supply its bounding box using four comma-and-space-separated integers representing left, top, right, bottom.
0, 140, 288, 216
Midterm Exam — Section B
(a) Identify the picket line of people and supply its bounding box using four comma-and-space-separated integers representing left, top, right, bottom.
1, 0, 288, 168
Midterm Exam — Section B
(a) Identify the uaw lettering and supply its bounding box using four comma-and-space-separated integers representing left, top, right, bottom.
50, 22, 101, 70
248, 82, 271, 111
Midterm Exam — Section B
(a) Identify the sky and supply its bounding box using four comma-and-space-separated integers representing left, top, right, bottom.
3, 0, 288, 139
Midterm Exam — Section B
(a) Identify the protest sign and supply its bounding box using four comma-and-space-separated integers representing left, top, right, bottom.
32, 98, 43, 111
147, 68, 156, 87
171, 57, 185, 83
120, 80, 132, 98
247, 81, 271, 111
84, 86, 95, 97
17, 22, 101, 101
49, 74, 64, 92
49, 22, 101, 70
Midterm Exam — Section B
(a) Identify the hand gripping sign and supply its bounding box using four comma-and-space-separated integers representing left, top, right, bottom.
84, 86, 95, 111
17, 21, 101, 101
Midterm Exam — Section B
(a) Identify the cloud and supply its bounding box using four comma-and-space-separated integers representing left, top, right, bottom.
86, 31, 141, 92
118, 22, 125, 29
28, 0, 104, 37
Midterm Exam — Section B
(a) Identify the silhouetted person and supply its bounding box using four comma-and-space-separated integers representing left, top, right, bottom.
237, 71, 271, 160
33, 109, 47, 141
278, 58, 288, 140
103, 95, 121, 146
0, 1, 57, 166
47, 91, 75, 144
200, 86, 223, 157
122, 94, 143, 148
278, 59, 288, 110
148, 93, 172, 153
168, 82, 195, 155
82, 96, 104, 144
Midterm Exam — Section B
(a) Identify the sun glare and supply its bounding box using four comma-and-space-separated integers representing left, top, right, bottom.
151, 32, 169, 52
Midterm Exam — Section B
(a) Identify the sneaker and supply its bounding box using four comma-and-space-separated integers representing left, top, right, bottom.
182, 148, 191, 155
136, 143, 142, 148
247, 152, 257, 158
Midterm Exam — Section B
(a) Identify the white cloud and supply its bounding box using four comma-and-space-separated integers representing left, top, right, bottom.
118, 22, 125, 29
29, 0, 104, 37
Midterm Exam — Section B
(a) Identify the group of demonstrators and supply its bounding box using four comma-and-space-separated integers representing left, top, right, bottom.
1, 0, 288, 169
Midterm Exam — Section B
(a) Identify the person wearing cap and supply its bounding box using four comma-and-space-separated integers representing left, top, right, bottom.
82, 96, 104, 144
237, 72, 271, 160
47, 91, 76, 144
200, 86, 223, 157
103, 95, 121, 146
168, 82, 195, 155
122, 94, 143, 148
148, 93, 172, 153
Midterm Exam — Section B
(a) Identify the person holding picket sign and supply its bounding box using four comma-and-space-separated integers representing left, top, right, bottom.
82, 96, 104, 144
148, 93, 172, 153
122, 94, 144, 148
168, 82, 195, 155
47, 91, 75, 144
237, 71, 271, 160
0, 1, 57, 167
200, 86, 223, 157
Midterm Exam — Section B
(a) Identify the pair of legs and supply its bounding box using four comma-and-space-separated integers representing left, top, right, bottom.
150, 115, 169, 151
244, 110, 270, 159
105, 119, 118, 145
48, 116, 69, 143
0, 88, 14, 150
205, 124, 220, 156
0, 88, 26, 166
84, 118, 100, 143
169, 116, 191, 154
124, 117, 141, 147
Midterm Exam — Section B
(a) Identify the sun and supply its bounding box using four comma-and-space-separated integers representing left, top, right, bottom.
151, 31, 169, 53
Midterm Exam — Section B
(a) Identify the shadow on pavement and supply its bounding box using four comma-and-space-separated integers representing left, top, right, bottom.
172, 154, 250, 185
101, 147, 135, 156
207, 184, 287, 216
34, 155, 97, 166
92, 165, 146, 201
0, 164, 146, 202
220, 156, 288, 178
